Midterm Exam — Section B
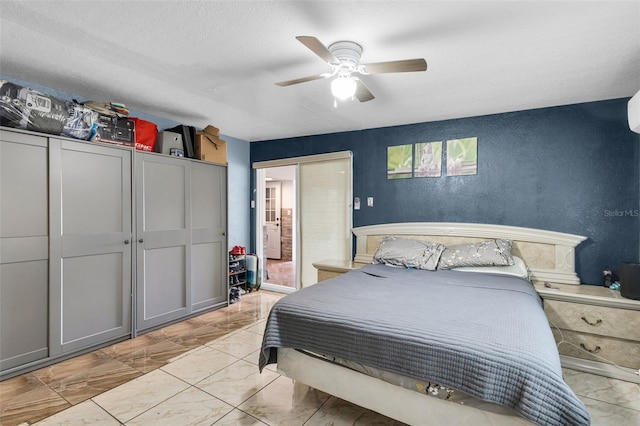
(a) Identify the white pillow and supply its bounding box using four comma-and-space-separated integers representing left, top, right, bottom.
451, 256, 529, 279
437, 239, 515, 269
373, 237, 445, 271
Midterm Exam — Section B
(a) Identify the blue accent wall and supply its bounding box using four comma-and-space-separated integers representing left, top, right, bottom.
251, 99, 640, 285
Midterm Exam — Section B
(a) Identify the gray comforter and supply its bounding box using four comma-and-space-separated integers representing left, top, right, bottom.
259, 264, 590, 426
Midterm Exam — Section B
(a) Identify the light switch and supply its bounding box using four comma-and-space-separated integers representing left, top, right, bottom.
367, 197, 374, 207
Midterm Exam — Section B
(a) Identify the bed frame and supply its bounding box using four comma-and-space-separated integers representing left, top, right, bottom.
277, 222, 587, 425
354, 222, 586, 285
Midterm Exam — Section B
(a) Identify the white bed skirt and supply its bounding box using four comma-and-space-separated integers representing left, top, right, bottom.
276, 348, 534, 426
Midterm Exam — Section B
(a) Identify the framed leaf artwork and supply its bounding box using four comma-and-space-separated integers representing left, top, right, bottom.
387, 144, 413, 179
446, 137, 477, 176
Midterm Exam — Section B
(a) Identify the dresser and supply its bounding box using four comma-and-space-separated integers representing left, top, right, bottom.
312, 259, 360, 282
534, 281, 640, 383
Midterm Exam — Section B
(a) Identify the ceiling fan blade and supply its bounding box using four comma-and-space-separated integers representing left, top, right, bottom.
296, 36, 340, 65
355, 79, 375, 102
360, 58, 427, 74
275, 73, 331, 87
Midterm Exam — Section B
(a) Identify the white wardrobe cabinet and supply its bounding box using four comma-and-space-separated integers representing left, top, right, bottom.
0, 130, 132, 374
48, 137, 133, 355
0, 127, 228, 378
190, 161, 227, 311
135, 152, 227, 332
0, 130, 50, 371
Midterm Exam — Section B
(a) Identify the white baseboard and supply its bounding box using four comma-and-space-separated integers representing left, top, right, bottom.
561, 355, 640, 384
258, 282, 296, 294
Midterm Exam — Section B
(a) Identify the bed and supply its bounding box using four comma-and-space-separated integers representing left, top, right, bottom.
259, 222, 590, 426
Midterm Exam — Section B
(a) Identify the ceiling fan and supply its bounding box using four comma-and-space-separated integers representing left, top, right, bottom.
276, 36, 427, 103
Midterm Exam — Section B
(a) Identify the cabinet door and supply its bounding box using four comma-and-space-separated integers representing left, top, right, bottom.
0, 130, 49, 371
49, 139, 132, 355
191, 161, 227, 310
135, 153, 190, 331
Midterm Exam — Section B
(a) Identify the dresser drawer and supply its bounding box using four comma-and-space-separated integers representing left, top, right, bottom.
317, 270, 345, 282
314, 260, 359, 283
544, 300, 640, 342
551, 328, 640, 369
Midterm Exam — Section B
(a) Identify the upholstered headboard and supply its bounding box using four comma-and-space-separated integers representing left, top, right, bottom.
352, 222, 587, 285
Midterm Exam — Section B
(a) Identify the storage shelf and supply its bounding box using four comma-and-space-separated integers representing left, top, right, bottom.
229, 252, 248, 299
229, 251, 257, 299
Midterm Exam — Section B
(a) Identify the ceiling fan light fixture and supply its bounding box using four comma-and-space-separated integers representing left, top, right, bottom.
331, 75, 357, 100
276, 36, 426, 104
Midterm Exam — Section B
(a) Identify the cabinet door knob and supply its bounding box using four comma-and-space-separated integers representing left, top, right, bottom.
581, 316, 602, 326
124, 240, 130, 244
579, 343, 601, 353
138, 239, 144, 243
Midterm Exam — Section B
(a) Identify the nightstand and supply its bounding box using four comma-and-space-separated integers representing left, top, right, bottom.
534, 281, 640, 383
312, 259, 360, 282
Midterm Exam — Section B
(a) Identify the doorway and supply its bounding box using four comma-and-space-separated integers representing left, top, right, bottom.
254, 151, 353, 293
260, 166, 297, 291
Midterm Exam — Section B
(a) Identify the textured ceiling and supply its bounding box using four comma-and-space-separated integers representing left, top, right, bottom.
1, 1, 639, 142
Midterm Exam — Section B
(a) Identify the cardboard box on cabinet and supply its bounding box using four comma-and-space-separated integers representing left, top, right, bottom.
195, 128, 227, 165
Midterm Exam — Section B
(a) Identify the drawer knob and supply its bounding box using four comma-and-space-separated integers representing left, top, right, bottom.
580, 343, 601, 353
581, 316, 602, 326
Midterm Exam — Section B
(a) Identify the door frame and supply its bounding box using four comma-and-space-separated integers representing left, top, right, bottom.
255, 168, 297, 293
253, 151, 352, 293
265, 180, 282, 260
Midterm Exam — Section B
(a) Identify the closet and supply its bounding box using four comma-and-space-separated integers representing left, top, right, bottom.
0, 127, 227, 378
135, 153, 227, 332
0, 130, 49, 372
49, 137, 133, 355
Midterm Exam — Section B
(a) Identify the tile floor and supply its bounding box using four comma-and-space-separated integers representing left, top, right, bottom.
265, 259, 295, 288
1, 290, 639, 426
